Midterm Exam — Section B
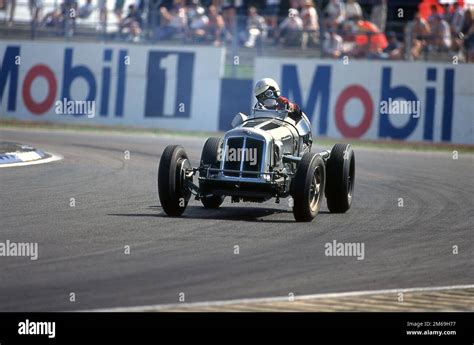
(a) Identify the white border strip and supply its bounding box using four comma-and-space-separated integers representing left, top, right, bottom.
87, 284, 474, 312
0, 152, 63, 168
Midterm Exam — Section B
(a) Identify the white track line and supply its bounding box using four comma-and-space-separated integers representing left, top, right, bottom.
0, 152, 63, 168
87, 283, 474, 312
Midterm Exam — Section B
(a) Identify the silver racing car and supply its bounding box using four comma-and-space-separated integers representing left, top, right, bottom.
157, 106, 355, 222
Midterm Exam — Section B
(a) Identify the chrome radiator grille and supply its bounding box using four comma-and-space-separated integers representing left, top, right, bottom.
223, 136, 264, 178
223, 137, 243, 177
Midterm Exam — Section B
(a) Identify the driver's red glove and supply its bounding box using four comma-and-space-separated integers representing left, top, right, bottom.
277, 96, 301, 114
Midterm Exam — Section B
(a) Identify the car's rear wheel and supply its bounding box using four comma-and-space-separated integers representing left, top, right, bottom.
158, 145, 191, 216
199, 137, 225, 209
292, 152, 326, 222
325, 143, 355, 213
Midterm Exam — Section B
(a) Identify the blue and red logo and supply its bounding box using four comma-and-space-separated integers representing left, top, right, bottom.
282, 64, 455, 141
0, 46, 127, 117
1, 46, 198, 119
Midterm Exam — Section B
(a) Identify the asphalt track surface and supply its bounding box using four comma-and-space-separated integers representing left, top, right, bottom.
0, 128, 473, 311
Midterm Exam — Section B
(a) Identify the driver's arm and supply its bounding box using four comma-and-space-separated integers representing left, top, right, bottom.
278, 96, 302, 120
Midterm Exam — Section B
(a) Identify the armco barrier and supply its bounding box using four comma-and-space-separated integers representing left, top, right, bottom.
254, 58, 473, 144
0, 41, 224, 131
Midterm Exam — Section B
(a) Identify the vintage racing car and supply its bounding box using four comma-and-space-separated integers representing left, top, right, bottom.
157, 106, 355, 222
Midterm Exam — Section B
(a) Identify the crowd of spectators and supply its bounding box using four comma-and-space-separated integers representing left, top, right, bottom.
410, 3, 474, 62
1, 0, 473, 62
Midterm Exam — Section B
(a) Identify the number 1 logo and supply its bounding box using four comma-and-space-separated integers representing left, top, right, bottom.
144, 51, 194, 118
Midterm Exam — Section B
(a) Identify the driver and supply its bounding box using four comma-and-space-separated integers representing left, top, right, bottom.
253, 78, 303, 122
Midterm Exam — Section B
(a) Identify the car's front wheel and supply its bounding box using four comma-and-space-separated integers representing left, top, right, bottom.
292, 152, 326, 222
158, 145, 191, 216
199, 137, 225, 209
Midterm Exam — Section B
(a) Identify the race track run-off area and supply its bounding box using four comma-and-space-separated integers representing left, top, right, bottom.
0, 128, 473, 311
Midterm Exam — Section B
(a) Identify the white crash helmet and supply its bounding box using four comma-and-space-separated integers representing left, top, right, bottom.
254, 78, 280, 108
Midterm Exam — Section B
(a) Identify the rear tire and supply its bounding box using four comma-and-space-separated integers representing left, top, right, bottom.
325, 143, 355, 213
292, 153, 326, 222
158, 145, 191, 216
200, 137, 225, 209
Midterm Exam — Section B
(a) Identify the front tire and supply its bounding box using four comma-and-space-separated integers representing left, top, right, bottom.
292, 153, 326, 222
325, 143, 355, 213
158, 145, 191, 216
199, 137, 225, 209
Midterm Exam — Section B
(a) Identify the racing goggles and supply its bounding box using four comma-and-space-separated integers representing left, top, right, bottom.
257, 89, 276, 102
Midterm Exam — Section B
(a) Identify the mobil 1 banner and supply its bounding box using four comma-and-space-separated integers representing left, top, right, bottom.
254, 57, 473, 144
0, 41, 224, 131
